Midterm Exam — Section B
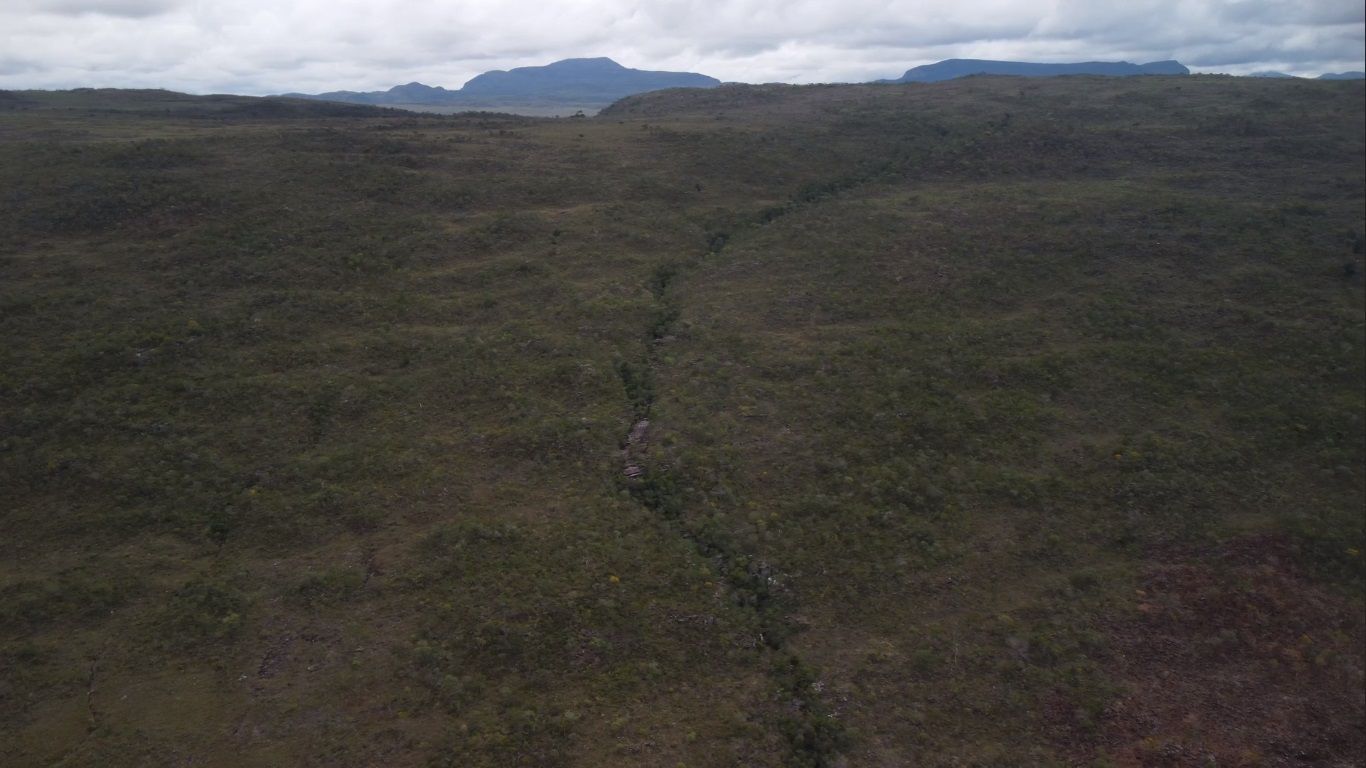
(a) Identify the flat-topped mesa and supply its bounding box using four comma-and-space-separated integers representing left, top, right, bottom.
457, 57, 719, 101
886, 58, 1190, 83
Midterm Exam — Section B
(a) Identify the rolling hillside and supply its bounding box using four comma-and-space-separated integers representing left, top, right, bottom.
1, 76, 1363, 767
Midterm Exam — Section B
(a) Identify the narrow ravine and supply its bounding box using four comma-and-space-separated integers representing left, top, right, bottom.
615, 236, 849, 767
608, 156, 926, 763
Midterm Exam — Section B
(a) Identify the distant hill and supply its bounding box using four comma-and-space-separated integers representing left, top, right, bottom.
283, 57, 719, 109
882, 58, 1189, 83
0, 87, 402, 117
459, 57, 718, 101
1235, 71, 1364, 80
284, 82, 457, 107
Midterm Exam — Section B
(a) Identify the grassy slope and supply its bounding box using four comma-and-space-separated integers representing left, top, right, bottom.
0, 78, 1362, 767
633, 79, 1366, 765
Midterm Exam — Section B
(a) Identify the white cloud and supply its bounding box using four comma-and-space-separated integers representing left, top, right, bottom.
0, 0, 1360, 93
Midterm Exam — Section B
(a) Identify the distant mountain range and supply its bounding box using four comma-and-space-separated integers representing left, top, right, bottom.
882, 59, 1190, 83
1250, 70, 1366, 80
281, 56, 1362, 113
282, 57, 719, 108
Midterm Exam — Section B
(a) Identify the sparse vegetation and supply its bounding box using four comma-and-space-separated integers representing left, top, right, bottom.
1, 76, 1362, 766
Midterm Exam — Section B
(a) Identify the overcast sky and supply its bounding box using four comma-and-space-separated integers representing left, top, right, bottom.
1, 0, 1362, 93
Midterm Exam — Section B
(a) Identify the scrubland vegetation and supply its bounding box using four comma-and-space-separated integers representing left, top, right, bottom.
1, 77, 1362, 766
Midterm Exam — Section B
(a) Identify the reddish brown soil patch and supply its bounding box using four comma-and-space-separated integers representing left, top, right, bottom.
1069, 535, 1364, 766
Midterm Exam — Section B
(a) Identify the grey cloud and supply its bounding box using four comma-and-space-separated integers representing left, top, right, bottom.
0, 58, 39, 75
19, 0, 181, 18
0, 0, 1360, 93
1215, 0, 1363, 27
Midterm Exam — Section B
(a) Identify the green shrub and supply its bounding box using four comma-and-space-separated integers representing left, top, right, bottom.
160, 578, 245, 648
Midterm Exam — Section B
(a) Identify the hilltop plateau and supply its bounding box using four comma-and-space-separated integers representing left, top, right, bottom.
1, 75, 1362, 767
